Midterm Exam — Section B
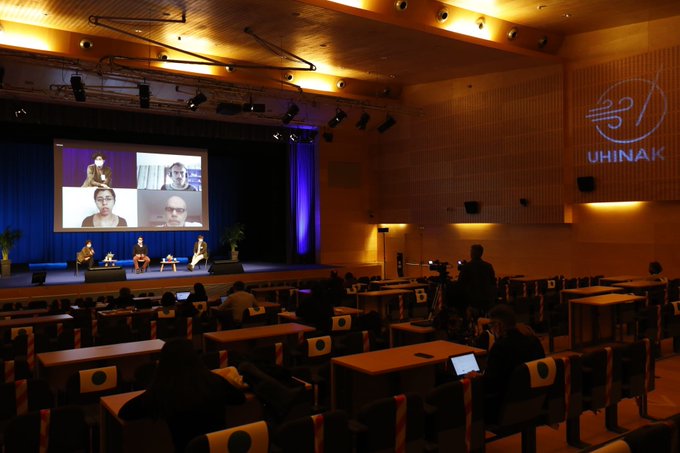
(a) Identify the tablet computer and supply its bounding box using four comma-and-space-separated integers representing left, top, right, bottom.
449, 352, 480, 377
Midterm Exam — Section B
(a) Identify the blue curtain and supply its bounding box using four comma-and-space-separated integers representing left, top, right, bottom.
289, 142, 316, 263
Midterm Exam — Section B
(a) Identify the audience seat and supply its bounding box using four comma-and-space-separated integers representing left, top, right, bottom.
485, 357, 558, 453
185, 420, 270, 453
352, 393, 434, 453
2, 405, 88, 453
425, 377, 485, 453
581, 346, 624, 433
273, 410, 352, 453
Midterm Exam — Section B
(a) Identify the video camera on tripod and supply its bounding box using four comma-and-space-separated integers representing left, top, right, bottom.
428, 260, 451, 280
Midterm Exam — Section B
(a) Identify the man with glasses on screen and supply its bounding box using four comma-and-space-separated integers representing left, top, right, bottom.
158, 195, 202, 227
161, 162, 198, 191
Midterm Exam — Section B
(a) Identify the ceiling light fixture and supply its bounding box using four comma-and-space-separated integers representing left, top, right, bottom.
70, 75, 86, 102
327, 108, 347, 128
355, 112, 370, 130
476, 17, 485, 30
394, 1, 408, 11
186, 91, 207, 111
537, 36, 549, 49
282, 103, 299, 124
139, 83, 150, 108
436, 8, 449, 23
377, 115, 396, 133
507, 27, 518, 40
336, 79, 346, 89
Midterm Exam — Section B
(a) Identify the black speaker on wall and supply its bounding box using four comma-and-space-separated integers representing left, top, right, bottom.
464, 201, 480, 214
209, 260, 245, 275
84, 267, 127, 283
577, 176, 595, 192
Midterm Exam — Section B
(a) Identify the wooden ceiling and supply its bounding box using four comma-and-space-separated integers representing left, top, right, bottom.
1, 0, 680, 126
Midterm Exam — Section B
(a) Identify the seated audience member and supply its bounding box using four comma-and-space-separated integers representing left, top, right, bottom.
119, 338, 245, 453
327, 271, 345, 306
648, 261, 667, 282
76, 240, 95, 269
186, 282, 208, 303
216, 281, 257, 323
343, 272, 358, 289
107, 287, 134, 309
160, 292, 176, 308
474, 304, 544, 422
133, 236, 151, 273
296, 281, 334, 330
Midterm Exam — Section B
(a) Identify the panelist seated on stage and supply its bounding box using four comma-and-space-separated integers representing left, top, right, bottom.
216, 281, 257, 323
76, 240, 95, 269
133, 236, 151, 273
157, 195, 202, 227
187, 235, 208, 271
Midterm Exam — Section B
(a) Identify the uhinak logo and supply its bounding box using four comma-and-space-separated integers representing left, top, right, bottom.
585, 69, 667, 164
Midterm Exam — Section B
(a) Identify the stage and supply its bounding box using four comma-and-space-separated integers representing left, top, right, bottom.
0, 262, 382, 304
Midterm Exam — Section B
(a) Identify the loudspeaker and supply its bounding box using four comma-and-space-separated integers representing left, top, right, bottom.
464, 201, 480, 214
396, 252, 404, 277
31, 272, 46, 285
209, 260, 244, 275
84, 267, 127, 283
577, 176, 595, 192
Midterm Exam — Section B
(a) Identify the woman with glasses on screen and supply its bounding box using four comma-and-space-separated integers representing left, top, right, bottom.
81, 188, 128, 227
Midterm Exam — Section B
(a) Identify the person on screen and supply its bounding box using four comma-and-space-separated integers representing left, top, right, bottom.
76, 240, 95, 269
187, 235, 208, 271
81, 188, 128, 227
133, 236, 150, 273
157, 195, 202, 227
81, 152, 112, 188
161, 162, 197, 191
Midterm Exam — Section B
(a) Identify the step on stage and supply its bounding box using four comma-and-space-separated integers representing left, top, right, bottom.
0, 262, 381, 303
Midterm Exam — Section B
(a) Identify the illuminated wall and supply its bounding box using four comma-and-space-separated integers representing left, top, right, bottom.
572, 47, 680, 202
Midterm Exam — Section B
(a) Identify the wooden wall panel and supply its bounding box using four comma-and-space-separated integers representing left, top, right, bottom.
377, 67, 564, 224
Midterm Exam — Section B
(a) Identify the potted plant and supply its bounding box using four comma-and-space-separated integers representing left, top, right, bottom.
0, 227, 22, 278
220, 223, 245, 261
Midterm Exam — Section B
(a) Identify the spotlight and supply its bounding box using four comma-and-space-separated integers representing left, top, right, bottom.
158, 51, 169, 60
507, 27, 518, 40
355, 112, 370, 130
273, 131, 283, 140
300, 130, 318, 143
70, 75, 86, 102
476, 17, 485, 30
79, 39, 94, 50
327, 108, 347, 128
322, 132, 334, 143
436, 8, 449, 23
538, 36, 549, 49
395, 0, 408, 11
282, 104, 299, 124
187, 92, 207, 111
336, 79, 346, 89
377, 115, 396, 133
283, 72, 294, 82
289, 132, 299, 143
139, 83, 150, 109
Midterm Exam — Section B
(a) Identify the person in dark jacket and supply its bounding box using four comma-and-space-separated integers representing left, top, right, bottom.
476, 304, 545, 423
119, 338, 245, 452
457, 244, 496, 316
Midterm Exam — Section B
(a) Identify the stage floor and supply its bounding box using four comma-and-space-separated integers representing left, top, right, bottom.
0, 262, 382, 303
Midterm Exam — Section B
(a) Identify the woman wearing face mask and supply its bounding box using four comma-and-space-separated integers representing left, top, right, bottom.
81, 152, 112, 188
81, 188, 128, 227
76, 240, 95, 269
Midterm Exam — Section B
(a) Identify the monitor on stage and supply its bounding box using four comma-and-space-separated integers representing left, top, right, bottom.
53, 139, 209, 232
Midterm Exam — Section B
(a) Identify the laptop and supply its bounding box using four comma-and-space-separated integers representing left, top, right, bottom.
449, 352, 480, 377
176, 291, 191, 301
